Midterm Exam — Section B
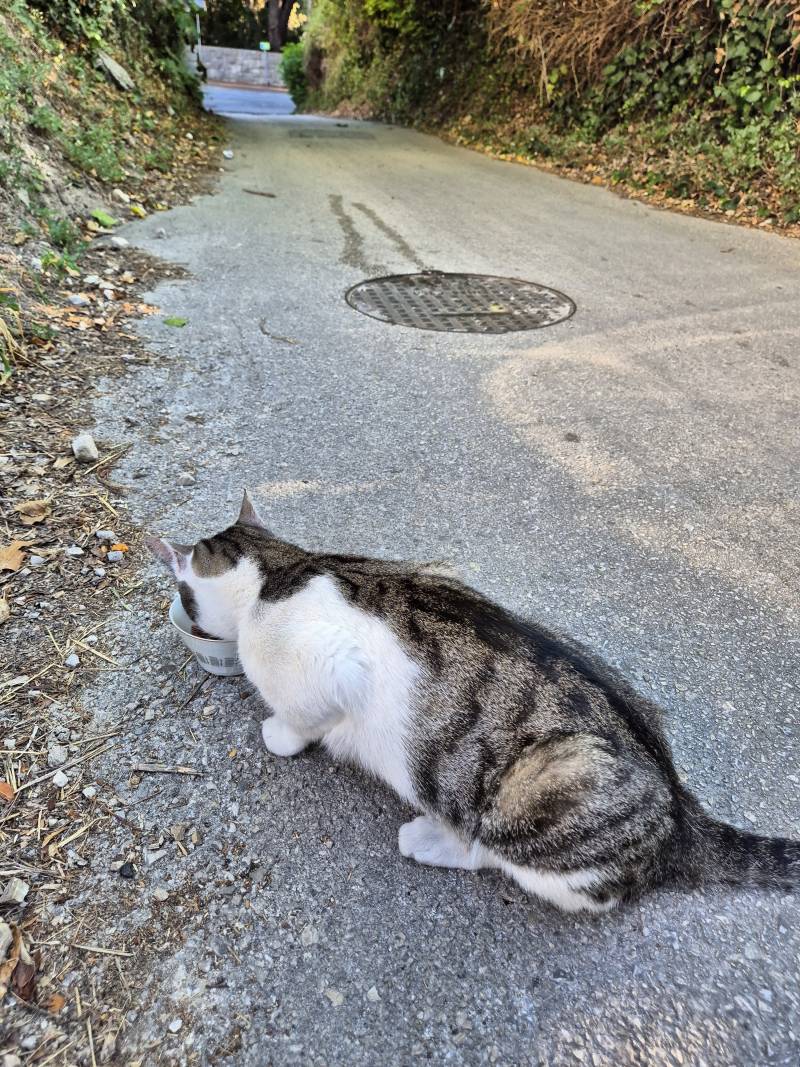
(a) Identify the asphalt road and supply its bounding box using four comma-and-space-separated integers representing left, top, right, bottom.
88, 92, 800, 1065
202, 82, 294, 117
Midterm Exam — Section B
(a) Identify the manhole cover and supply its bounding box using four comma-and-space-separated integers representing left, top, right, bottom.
345, 271, 575, 333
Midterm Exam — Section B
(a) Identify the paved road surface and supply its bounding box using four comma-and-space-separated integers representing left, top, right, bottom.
203, 82, 294, 117
90, 89, 800, 1065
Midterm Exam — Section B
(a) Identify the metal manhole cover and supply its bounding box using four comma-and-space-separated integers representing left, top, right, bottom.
345, 271, 575, 334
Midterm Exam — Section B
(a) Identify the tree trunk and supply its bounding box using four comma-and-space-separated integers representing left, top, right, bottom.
267, 0, 281, 51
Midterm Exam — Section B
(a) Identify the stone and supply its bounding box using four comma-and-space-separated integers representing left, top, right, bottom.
168, 1018, 182, 1034
178, 472, 196, 486
300, 925, 319, 947
94, 567, 106, 578
71, 433, 99, 462
112, 188, 130, 204
64, 653, 80, 669
366, 986, 381, 1002
95, 529, 116, 540
48, 744, 69, 767
52, 769, 69, 788
155, 227, 167, 239
153, 887, 169, 902
84, 275, 102, 287
110, 235, 129, 249
65, 545, 84, 558
223, 149, 234, 159
82, 785, 97, 799
106, 550, 124, 563
68, 294, 90, 307
29, 555, 45, 568
324, 988, 344, 1007
96, 50, 135, 91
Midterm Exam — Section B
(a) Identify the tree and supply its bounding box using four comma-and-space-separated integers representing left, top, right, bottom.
267, 0, 295, 51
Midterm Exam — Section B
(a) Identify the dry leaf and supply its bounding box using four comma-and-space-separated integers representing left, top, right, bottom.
53, 455, 73, 470
48, 992, 66, 1014
12, 944, 36, 1001
0, 922, 21, 1000
110, 543, 128, 552
0, 878, 28, 905
0, 542, 25, 572
0, 598, 9, 625
0, 782, 14, 803
13, 499, 50, 526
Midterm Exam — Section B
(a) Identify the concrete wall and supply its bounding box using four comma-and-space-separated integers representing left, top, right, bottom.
197, 45, 285, 88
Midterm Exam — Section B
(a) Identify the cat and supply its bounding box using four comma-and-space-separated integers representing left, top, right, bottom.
146, 491, 799, 913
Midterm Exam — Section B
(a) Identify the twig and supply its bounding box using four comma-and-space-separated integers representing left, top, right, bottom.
87, 1017, 97, 1067
130, 763, 204, 777
16, 743, 116, 794
73, 943, 133, 958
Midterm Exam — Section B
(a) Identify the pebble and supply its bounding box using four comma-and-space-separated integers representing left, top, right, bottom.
178, 472, 196, 486
82, 785, 97, 799
223, 149, 234, 159
29, 555, 45, 568
153, 887, 169, 902
84, 274, 102, 287
65, 545, 84, 557
48, 744, 69, 767
64, 653, 80, 669
112, 188, 131, 204
94, 567, 106, 578
71, 432, 99, 462
155, 227, 167, 239
68, 294, 89, 307
300, 925, 319, 947
110, 235, 129, 249
366, 986, 381, 1002
96, 529, 116, 541
324, 988, 344, 1007
106, 550, 124, 563
168, 1019, 182, 1034
118, 861, 135, 879
52, 769, 69, 788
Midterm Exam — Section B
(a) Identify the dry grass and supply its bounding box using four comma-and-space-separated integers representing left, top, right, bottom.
485, 0, 797, 98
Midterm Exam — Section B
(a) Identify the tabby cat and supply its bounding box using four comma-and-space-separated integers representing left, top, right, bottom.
146, 492, 799, 912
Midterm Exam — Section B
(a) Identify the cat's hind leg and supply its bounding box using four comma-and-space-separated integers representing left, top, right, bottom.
398, 816, 493, 871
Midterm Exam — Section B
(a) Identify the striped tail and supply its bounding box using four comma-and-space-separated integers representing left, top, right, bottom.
681, 805, 800, 891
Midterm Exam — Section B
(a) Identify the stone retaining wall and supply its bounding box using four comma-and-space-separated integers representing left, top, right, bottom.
197, 45, 285, 87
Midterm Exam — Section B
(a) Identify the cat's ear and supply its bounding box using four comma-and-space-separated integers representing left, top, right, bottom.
237, 489, 267, 530
145, 535, 191, 576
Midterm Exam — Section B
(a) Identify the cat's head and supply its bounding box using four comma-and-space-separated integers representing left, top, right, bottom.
145, 490, 269, 640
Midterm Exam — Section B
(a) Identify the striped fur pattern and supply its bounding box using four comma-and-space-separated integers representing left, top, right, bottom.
146, 493, 800, 912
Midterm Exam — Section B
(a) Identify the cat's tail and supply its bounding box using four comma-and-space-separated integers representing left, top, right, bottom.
678, 803, 800, 892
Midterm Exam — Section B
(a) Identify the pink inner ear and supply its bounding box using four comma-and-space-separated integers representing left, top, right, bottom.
145, 535, 183, 570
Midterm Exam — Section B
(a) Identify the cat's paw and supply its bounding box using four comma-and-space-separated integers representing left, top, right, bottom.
261, 717, 308, 757
398, 816, 482, 871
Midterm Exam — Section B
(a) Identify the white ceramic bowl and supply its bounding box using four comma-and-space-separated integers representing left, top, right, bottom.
169, 595, 244, 677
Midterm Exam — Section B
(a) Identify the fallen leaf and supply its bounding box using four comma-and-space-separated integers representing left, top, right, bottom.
91, 208, 118, 228
12, 943, 36, 1001
0, 878, 29, 905
0, 922, 21, 999
110, 543, 128, 552
48, 992, 66, 1013
53, 456, 73, 470
163, 317, 187, 328
0, 598, 8, 625
130, 204, 147, 218
0, 782, 14, 803
13, 499, 50, 526
0, 542, 25, 572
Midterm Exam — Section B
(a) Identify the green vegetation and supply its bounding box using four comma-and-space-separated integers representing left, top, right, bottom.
301, 0, 800, 227
280, 42, 308, 108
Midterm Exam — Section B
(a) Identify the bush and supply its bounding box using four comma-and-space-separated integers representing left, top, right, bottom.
281, 42, 308, 109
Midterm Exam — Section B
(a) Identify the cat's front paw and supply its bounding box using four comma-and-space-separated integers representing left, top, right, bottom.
261, 717, 308, 757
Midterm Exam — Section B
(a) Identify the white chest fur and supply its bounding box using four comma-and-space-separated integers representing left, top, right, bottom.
238, 574, 421, 803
